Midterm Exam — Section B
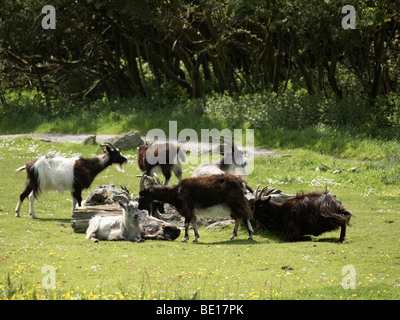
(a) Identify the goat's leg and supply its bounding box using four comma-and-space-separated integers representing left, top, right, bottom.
230, 220, 240, 240
162, 167, 172, 186
173, 165, 183, 181
88, 234, 99, 243
192, 220, 200, 243
28, 191, 37, 219
246, 219, 254, 240
71, 195, 77, 213
182, 218, 191, 243
15, 185, 33, 217
339, 224, 346, 243
71, 189, 82, 214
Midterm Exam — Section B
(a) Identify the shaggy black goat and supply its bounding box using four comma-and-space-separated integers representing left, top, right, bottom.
138, 173, 253, 242
253, 187, 352, 242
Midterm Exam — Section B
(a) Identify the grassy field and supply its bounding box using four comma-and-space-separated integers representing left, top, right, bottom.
0, 135, 399, 300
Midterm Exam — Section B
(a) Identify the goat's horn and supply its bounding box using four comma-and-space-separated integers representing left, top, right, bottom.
145, 175, 156, 184
260, 186, 274, 198
220, 136, 234, 148
139, 174, 146, 192
100, 142, 116, 151
153, 173, 162, 185
255, 185, 261, 200
120, 185, 130, 194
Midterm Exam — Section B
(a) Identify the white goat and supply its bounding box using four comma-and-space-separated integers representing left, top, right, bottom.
86, 189, 143, 243
192, 137, 249, 178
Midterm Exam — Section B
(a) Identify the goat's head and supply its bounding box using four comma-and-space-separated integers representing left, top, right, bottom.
137, 173, 161, 211
253, 186, 281, 229
137, 140, 154, 156
137, 144, 149, 154
118, 186, 140, 226
219, 136, 249, 168
101, 142, 128, 171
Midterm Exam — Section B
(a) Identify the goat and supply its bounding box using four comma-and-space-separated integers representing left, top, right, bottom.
15, 142, 127, 218
137, 142, 185, 186
86, 187, 143, 242
253, 187, 352, 242
192, 137, 248, 178
138, 173, 253, 243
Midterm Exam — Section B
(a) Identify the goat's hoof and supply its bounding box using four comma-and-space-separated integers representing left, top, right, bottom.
192, 238, 199, 243
181, 237, 188, 243
15, 213, 20, 218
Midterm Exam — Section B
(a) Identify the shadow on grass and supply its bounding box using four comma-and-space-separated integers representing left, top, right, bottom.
254, 229, 346, 244
35, 217, 71, 224
198, 238, 260, 246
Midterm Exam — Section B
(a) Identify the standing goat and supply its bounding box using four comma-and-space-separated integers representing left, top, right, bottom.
138, 173, 253, 242
137, 142, 185, 185
192, 137, 249, 178
15, 142, 127, 218
253, 187, 352, 242
86, 187, 143, 243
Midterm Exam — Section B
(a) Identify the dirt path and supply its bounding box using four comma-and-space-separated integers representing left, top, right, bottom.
0, 133, 276, 157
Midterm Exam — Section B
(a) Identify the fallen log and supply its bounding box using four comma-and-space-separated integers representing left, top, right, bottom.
71, 184, 340, 240
72, 204, 181, 241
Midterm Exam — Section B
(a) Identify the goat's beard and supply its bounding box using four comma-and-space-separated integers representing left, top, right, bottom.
116, 163, 125, 172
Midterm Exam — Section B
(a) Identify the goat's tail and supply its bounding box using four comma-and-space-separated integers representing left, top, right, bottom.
15, 165, 26, 173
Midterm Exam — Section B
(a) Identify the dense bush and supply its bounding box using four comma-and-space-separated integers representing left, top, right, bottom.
202, 87, 400, 134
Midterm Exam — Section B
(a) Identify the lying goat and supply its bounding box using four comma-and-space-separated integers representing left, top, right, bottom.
137, 142, 185, 185
15, 142, 127, 218
192, 137, 248, 178
86, 187, 143, 242
138, 173, 253, 242
253, 187, 352, 242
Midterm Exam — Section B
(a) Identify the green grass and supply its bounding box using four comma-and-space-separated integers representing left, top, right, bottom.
0, 136, 400, 300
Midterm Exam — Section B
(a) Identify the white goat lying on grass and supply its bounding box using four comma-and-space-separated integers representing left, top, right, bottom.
86, 187, 143, 243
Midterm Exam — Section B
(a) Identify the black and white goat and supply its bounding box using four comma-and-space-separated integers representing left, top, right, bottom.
137, 142, 185, 185
15, 142, 127, 218
86, 187, 143, 242
253, 187, 352, 242
138, 173, 253, 243
191, 137, 249, 178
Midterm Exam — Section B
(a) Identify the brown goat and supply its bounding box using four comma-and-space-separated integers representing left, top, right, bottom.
137, 142, 185, 185
253, 188, 352, 242
138, 173, 253, 242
